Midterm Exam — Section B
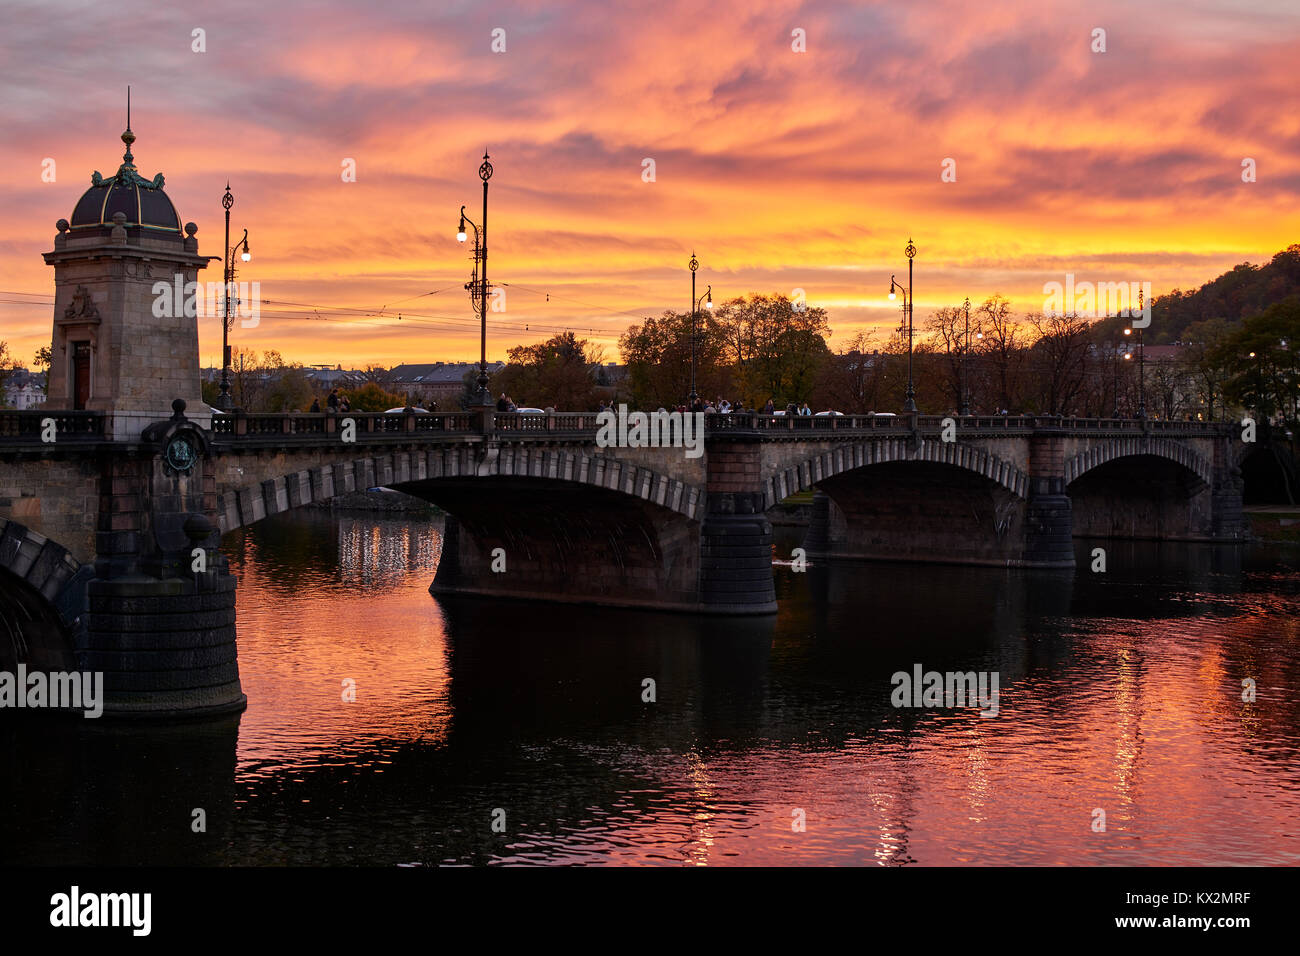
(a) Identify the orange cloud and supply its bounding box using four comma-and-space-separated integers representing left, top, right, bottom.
2, 0, 1297, 368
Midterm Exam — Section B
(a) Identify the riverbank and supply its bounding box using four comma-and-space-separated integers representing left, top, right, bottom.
768, 489, 814, 527
1246, 506, 1300, 543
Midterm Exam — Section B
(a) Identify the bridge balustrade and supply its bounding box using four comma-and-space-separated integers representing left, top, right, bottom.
0, 410, 104, 441
0, 408, 1236, 447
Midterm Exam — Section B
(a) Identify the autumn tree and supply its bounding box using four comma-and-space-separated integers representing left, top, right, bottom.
1209, 295, 1300, 425
1025, 311, 1094, 415
344, 380, 407, 411
619, 311, 729, 409
812, 330, 895, 413
923, 304, 982, 411
713, 293, 831, 408
229, 349, 316, 411
488, 331, 605, 410
0, 342, 15, 407
1181, 318, 1233, 420
974, 295, 1027, 413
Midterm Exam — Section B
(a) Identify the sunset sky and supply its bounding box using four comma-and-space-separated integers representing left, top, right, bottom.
2, 0, 1298, 368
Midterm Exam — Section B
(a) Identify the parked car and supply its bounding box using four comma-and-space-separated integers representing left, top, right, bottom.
773, 410, 786, 417
814, 410, 845, 416
384, 406, 431, 414
872, 412, 897, 419
513, 407, 546, 414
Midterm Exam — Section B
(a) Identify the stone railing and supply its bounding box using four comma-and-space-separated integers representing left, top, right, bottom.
208, 410, 477, 441
0, 409, 105, 445
0, 407, 1233, 449
492, 411, 605, 434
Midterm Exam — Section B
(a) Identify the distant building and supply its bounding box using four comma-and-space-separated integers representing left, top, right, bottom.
593, 361, 627, 387
305, 366, 365, 390
1139, 345, 1185, 363
3, 369, 46, 410
389, 362, 505, 405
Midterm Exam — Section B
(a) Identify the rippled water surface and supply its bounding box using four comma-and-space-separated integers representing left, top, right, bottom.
4, 511, 1299, 865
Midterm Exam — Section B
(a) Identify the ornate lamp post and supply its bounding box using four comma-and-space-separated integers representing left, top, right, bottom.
1114, 327, 1132, 417
687, 252, 711, 409
217, 183, 250, 411
694, 281, 713, 409
457, 152, 493, 408
960, 295, 972, 416
888, 237, 917, 413
1136, 290, 1146, 419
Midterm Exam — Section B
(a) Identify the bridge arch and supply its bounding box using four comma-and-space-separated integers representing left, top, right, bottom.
1065, 436, 1222, 540
216, 446, 705, 534
0, 517, 90, 668
1063, 436, 1213, 488
214, 445, 716, 611
1236, 440, 1297, 504
763, 438, 1029, 509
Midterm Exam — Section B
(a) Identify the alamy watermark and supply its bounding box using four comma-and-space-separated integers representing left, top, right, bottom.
50, 886, 150, 936
1043, 273, 1150, 328
595, 404, 705, 459
891, 663, 999, 718
152, 274, 261, 328
0, 664, 103, 718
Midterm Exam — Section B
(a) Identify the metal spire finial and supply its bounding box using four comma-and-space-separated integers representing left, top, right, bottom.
121, 85, 136, 166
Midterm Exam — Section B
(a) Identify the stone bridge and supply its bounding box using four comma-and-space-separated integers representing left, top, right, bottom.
1, 406, 1247, 718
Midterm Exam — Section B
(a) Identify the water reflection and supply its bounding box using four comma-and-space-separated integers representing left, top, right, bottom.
1, 511, 1297, 866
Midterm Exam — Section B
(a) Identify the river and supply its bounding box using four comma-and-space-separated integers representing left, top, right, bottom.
3, 510, 1298, 866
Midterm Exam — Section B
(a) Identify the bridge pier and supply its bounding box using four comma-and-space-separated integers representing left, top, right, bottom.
699, 438, 778, 613
1022, 429, 1074, 567
86, 573, 244, 717
1212, 440, 1249, 539
83, 404, 246, 717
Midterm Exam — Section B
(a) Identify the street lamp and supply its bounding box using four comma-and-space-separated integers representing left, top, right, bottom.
1136, 290, 1146, 419
687, 253, 710, 409
1115, 328, 1132, 418
695, 282, 713, 409
456, 151, 493, 408
888, 238, 918, 413
217, 182, 250, 412
1114, 344, 1133, 417
960, 296, 972, 416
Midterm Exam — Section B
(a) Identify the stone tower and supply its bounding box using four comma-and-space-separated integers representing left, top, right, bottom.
43, 117, 211, 440
34, 111, 245, 717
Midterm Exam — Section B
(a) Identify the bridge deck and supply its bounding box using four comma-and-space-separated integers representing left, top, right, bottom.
0, 409, 1233, 451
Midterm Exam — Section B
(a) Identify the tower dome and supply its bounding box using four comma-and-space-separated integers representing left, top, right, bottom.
68, 121, 181, 237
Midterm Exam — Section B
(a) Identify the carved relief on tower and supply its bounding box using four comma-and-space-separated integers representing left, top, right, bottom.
60, 285, 102, 325
53, 285, 102, 362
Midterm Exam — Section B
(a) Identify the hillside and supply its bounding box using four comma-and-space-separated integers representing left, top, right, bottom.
1147, 244, 1300, 343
